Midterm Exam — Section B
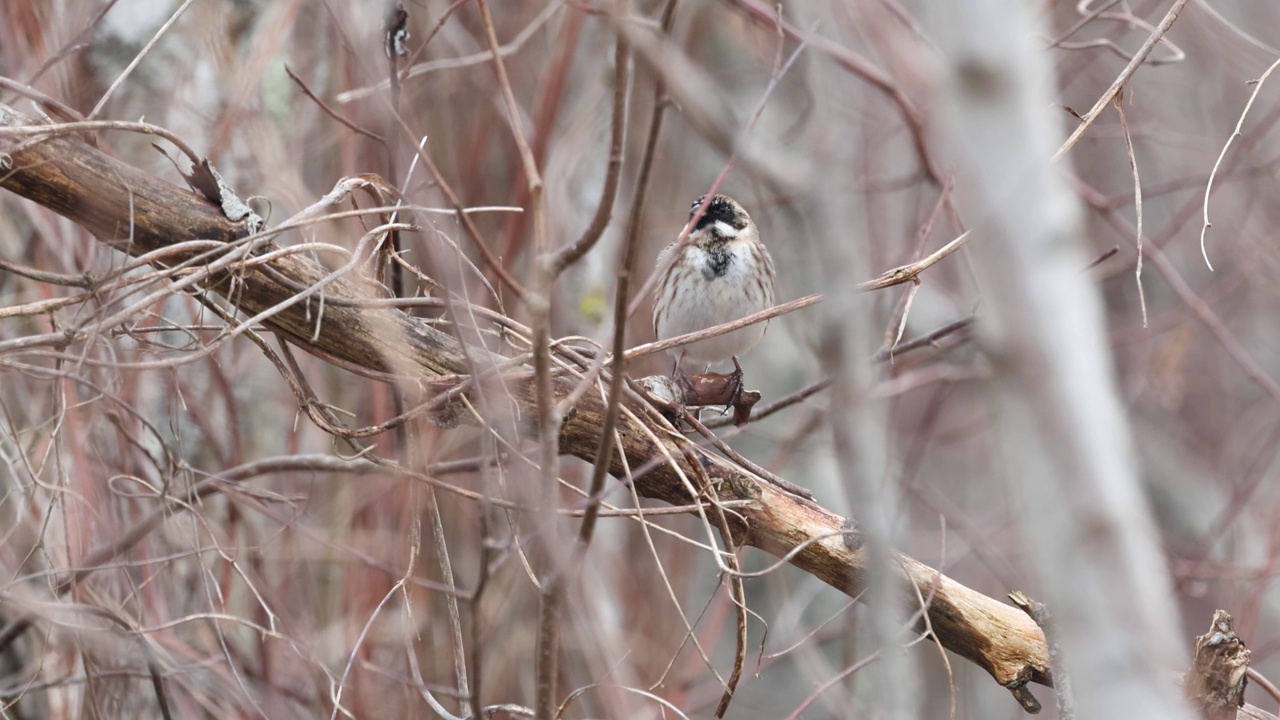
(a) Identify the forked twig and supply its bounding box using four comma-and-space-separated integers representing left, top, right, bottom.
1052, 0, 1192, 162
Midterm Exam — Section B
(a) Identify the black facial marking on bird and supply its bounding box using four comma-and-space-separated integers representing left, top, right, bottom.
691, 194, 746, 232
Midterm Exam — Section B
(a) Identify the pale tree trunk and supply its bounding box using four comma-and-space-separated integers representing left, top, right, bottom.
927, 1, 1197, 717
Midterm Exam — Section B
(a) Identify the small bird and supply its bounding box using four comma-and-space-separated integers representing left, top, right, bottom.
652, 194, 776, 384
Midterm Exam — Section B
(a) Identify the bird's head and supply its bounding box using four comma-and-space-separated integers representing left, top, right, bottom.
688, 194, 754, 243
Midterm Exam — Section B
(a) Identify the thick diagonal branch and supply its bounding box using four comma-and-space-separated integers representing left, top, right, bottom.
0, 104, 1051, 697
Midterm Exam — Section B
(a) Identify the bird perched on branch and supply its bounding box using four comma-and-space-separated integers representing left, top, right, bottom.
652, 194, 775, 393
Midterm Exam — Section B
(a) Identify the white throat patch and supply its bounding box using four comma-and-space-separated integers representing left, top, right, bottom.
713, 220, 740, 238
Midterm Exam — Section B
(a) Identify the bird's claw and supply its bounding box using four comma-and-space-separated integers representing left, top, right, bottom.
725, 356, 745, 411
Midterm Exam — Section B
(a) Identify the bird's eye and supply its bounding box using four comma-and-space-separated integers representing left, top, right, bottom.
689, 196, 705, 215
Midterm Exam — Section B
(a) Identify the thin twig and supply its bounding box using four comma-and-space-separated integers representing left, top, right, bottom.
87, 0, 196, 119
1247, 667, 1280, 713
284, 66, 385, 144
785, 652, 882, 720
0, 76, 85, 124
1113, 92, 1147, 327
19, 0, 121, 87
681, 408, 814, 500
0, 255, 95, 288
882, 179, 954, 347
702, 316, 973, 430
387, 112, 528, 303
1076, 178, 1280, 407
547, 23, 631, 276
428, 485, 472, 717
1052, 0, 1192, 162
872, 317, 974, 362
579, 14, 640, 551
1048, 1, 1185, 65
473, 0, 557, 714
1084, 246, 1120, 270
1045, 0, 1124, 49
0, 118, 202, 167
1200, 55, 1280, 270
708, 497, 748, 718
0, 294, 91, 319
335, 3, 562, 104
397, 0, 470, 77
725, 0, 945, 186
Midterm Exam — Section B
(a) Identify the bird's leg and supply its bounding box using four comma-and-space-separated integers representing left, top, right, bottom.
670, 350, 696, 399
669, 350, 687, 379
